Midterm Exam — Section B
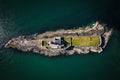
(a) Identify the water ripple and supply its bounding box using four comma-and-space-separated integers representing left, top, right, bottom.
0, 18, 15, 65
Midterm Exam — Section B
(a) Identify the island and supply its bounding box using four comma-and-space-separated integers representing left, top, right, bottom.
5, 21, 113, 56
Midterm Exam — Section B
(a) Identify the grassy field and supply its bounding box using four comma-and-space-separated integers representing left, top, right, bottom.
72, 36, 101, 46
42, 41, 48, 46
63, 37, 71, 47
41, 36, 101, 48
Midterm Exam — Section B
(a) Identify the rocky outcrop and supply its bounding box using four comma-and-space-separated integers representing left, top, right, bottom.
5, 21, 112, 57
102, 29, 113, 48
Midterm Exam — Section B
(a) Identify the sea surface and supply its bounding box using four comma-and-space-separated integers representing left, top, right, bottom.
0, 0, 120, 80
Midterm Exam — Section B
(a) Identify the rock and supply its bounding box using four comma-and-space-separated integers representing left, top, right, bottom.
4, 21, 112, 57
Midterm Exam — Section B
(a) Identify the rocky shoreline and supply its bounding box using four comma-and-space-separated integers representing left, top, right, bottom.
5, 21, 113, 56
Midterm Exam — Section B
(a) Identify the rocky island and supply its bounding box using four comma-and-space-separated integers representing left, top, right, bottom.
5, 21, 113, 56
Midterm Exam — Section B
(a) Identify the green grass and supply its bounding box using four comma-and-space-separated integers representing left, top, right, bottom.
42, 36, 100, 48
42, 41, 48, 46
72, 36, 101, 47
64, 37, 71, 47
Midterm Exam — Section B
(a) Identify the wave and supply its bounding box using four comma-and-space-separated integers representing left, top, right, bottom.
0, 18, 16, 49
0, 23, 6, 48
0, 18, 15, 64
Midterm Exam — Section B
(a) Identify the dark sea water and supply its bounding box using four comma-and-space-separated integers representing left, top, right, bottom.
0, 0, 120, 80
